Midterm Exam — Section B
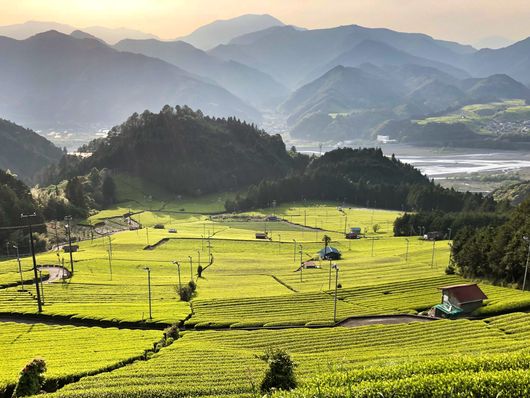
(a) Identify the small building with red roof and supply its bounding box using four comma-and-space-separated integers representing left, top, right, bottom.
432, 283, 488, 318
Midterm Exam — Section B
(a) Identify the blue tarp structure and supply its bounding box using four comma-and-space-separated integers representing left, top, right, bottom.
318, 246, 341, 260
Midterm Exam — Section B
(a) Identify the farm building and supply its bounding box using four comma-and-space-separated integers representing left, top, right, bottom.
319, 246, 341, 260
424, 231, 444, 241
63, 245, 79, 253
255, 232, 268, 239
432, 283, 487, 318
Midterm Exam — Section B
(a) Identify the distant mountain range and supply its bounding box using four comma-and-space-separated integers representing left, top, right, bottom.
0, 31, 259, 129
282, 64, 530, 140
0, 20, 158, 44
1, 15, 530, 148
114, 38, 288, 108
175, 14, 285, 50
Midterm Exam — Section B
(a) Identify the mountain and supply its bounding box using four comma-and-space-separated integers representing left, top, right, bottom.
460, 74, 530, 103
0, 21, 157, 43
282, 64, 530, 141
0, 118, 63, 183
0, 30, 259, 130
114, 39, 289, 108
473, 36, 514, 49
466, 38, 530, 84
304, 39, 469, 84
81, 26, 159, 44
281, 65, 401, 124
0, 20, 75, 39
55, 106, 292, 195
210, 24, 475, 89
177, 14, 285, 50
70, 30, 106, 44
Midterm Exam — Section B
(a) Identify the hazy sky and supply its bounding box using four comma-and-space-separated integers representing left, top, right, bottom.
1, 0, 529, 44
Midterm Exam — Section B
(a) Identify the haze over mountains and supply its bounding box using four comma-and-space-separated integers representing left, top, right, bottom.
0, 14, 530, 147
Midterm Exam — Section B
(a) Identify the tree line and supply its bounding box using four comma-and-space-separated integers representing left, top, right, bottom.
226, 147, 498, 213
451, 198, 530, 286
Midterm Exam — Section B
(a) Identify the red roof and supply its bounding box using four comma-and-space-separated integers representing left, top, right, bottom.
439, 283, 487, 304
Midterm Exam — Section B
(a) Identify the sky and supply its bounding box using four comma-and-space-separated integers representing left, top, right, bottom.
1, 0, 529, 44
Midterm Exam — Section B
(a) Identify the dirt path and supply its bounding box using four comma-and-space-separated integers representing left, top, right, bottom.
37, 266, 71, 283
339, 315, 437, 328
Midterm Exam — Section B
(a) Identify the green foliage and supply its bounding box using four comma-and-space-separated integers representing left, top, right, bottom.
227, 148, 496, 213
52, 106, 293, 196
452, 198, 530, 285
258, 348, 297, 393
177, 282, 196, 302
394, 210, 506, 237
11, 358, 46, 398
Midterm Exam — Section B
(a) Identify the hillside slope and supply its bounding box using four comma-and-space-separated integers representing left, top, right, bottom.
0, 31, 259, 130
114, 39, 289, 108
0, 118, 62, 183
60, 106, 292, 195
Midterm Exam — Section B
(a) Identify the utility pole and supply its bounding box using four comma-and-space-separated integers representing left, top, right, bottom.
188, 256, 193, 280
371, 238, 375, 257
146, 226, 150, 246
333, 264, 339, 323
405, 238, 410, 263
13, 245, 25, 291
278, 234, 281, 254
144, 267, 152, 320
197, 250, 201, 268
64, 215, 74, 274
21, 213, 41, 313
299, 244, 303, 264
522, 237, 530, 291
299, 245, 303, 282
304, 210, 307, 227
54, 221, 59, 250
448, 228, 452, 241
39, 269, 45, 305
173, 261, 182, 292
431, 239, 436, 268
292, 239, 297, 262
107, 236, 113, 280
328, 260, 333, 290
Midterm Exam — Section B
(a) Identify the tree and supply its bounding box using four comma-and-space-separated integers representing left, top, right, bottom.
373, 224, 381, 233
11, 358, 46, 397
322, 235, 331, 247
258, 348, 297, 393
65, 177, 85, 208
101, 175, 116, 206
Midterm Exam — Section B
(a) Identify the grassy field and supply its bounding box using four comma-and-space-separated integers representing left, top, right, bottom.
2, 195, 530, 397
0, 322, 161, 396
46, 313, 530, 397
414, 100, 530, 136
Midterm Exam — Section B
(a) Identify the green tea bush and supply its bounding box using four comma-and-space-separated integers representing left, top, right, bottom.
11, 358, 46, 398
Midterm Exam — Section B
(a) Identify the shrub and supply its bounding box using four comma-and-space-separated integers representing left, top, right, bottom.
178, 285, 193, 301
12, 358, 47, 397
258, 348, 297, 393
188, 280, 197, 292
164, 324, 180, 341
197, 265, 203, 278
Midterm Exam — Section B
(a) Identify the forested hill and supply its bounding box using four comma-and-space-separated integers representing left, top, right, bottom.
0, 118, 63, 183
452, 198, 530, 286
226, 147, 493, 213
50, 106, 293, 195
0, 169, 46, 252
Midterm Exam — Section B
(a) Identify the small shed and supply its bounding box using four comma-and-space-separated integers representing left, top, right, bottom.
63, 245, 79, 253
434, 283, 487, 318
255, 232, 268, 239
319, 246, 341, 260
